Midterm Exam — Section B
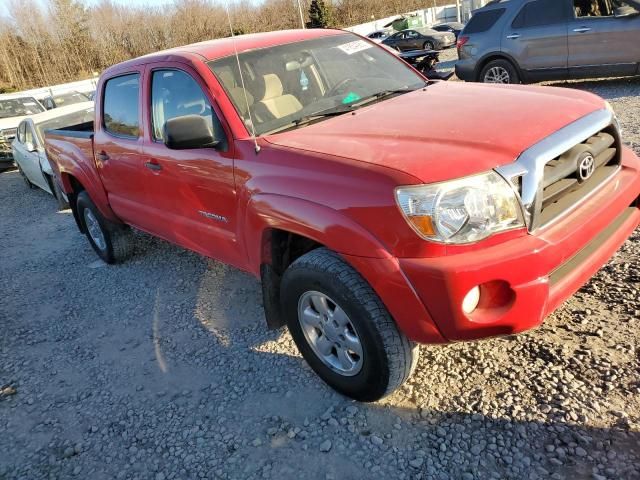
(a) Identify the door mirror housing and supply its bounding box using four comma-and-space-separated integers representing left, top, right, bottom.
614, 6, 639, 17
25, 141, 37, 152
163, 115, 219, 150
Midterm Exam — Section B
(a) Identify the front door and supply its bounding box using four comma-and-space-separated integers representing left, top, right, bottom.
502, 0, 570, 81
141, 65, 241, 267
93, 72, 151, 230
569, 0, 640, 78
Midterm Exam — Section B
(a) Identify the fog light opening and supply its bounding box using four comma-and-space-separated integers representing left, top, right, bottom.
462, 286, 481, 314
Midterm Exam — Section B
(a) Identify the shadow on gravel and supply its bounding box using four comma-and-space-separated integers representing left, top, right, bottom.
545, 76, 640, 99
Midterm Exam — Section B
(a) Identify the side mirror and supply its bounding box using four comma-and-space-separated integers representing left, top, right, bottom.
163, 115, 219, 150
614, 6, 639, 17
25, 142, 37, 152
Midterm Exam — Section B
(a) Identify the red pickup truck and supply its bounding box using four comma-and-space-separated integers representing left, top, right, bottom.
45, 29, 640, 401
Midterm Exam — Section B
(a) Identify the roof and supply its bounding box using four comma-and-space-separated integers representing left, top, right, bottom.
104, 29, 347, 76
28, 102, 94, 125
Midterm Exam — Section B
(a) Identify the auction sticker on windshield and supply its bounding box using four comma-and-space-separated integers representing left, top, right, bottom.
336, 40, 372, 55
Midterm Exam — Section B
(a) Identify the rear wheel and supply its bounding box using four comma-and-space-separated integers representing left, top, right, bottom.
423, 41, 435, 50
76, 191, 134, 264
480, 59, 520, 84
281, 248, 419, 402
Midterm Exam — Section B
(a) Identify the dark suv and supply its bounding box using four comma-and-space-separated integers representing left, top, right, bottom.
456, 0, 640, 84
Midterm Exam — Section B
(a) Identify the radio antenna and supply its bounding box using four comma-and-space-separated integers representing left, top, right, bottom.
225, 4, 260, 154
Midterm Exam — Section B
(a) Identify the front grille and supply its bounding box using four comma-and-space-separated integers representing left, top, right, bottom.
538, 127, 620, 225
496, 109, 621, 231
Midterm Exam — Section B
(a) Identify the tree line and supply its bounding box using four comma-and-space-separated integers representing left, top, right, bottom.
0, 0, 450, 92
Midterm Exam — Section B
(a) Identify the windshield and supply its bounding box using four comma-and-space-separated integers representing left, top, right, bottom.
209, 33, 426, 136
53, 91, 90, 107
35, 107, 94, 144
0, 97, 45, 119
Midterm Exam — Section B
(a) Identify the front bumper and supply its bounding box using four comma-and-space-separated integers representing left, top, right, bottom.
347, 147, 640, 344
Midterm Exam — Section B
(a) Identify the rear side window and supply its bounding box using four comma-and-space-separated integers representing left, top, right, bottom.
464, 8, 506, 33
513, 0, 567, 28
103, 73, 140, 138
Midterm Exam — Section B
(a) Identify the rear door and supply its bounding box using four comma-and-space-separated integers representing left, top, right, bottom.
569, 0, 640, 78
502, 0, 571, 81
140, 63, 242, 267
93, 71, 152, 230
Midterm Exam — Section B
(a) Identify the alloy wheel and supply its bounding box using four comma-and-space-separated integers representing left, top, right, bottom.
484, 66, 511, 84
297, 291, 364, 376
83, 208, 107, 252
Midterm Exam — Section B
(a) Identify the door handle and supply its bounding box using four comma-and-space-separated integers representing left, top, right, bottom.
506, 33, 521, 39
573, 27, 591, 33
96, 151, 109, 162
145, 161, 162, 172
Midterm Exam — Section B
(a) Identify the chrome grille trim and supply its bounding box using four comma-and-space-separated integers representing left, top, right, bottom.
495, 108, 617, 231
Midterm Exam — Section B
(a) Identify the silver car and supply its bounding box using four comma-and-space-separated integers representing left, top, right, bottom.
456, 0, 640, 83
12, 102, 93, 209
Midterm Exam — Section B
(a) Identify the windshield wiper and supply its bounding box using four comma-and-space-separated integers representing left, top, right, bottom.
263, 105, 355, 135
351, 86, 422, 107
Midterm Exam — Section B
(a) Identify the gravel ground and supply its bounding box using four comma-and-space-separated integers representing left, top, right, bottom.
1, 69, 639, 480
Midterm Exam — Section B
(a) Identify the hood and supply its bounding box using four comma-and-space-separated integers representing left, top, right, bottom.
0, 116, 27, 133
264, 82, 605, 183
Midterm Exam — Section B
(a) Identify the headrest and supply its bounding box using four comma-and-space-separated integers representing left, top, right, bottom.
218, 70, 236, 89
262, 74, 284, 101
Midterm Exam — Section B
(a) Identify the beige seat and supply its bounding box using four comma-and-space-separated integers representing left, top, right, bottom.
218, 70, 254, 117
259, 74, 303, 119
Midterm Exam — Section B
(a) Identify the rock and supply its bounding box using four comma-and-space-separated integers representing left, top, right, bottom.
319, 440, 332, 452
409, 458, 424, 469
370, 435, 384, 446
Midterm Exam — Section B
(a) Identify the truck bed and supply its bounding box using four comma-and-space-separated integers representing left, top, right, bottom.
44, 120, 94, 139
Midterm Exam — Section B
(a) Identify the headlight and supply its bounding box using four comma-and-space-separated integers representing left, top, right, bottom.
395, 171, 525, 244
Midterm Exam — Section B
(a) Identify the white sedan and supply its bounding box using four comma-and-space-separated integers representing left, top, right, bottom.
12, 102, 93, 209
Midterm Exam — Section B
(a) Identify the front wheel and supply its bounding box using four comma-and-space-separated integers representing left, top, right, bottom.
76, 191, 134, 264
281, 248, 419, 402
423, 41, 435, 50
480, 59, 520, 84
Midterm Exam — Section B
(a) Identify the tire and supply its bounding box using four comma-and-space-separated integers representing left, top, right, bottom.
76, 191, 134, 264
48, 174, 70, 210
423, 41, 435, 51
281, 248, 419, 402
17, 164, 34, 189
479, 59, 520, 84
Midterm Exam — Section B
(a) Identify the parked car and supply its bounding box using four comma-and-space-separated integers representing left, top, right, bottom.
456, 0, 640, 84
382, 28, 456, 51
12, 102, 93, 208
432, 21, 466, 39
0, 96, 46, 169
41, 91, 92, 110
381, 44, 454, 80
366, 30, 390, 43
44, 29, 640, 402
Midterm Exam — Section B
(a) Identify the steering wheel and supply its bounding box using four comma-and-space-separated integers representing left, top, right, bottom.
325, 77, 358, 98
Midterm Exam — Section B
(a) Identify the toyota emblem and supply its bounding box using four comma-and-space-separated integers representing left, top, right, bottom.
578, 155, 595, 182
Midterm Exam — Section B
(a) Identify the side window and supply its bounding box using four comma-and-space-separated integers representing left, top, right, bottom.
17, 122, 26, 143
513, 0, 567, 28
103, 73, 140, 138
406, 31, 419, 39
151, 69, 217, 143
573, 0, 624, 17
464, 9, 506, 34
25, 124, 34, 146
